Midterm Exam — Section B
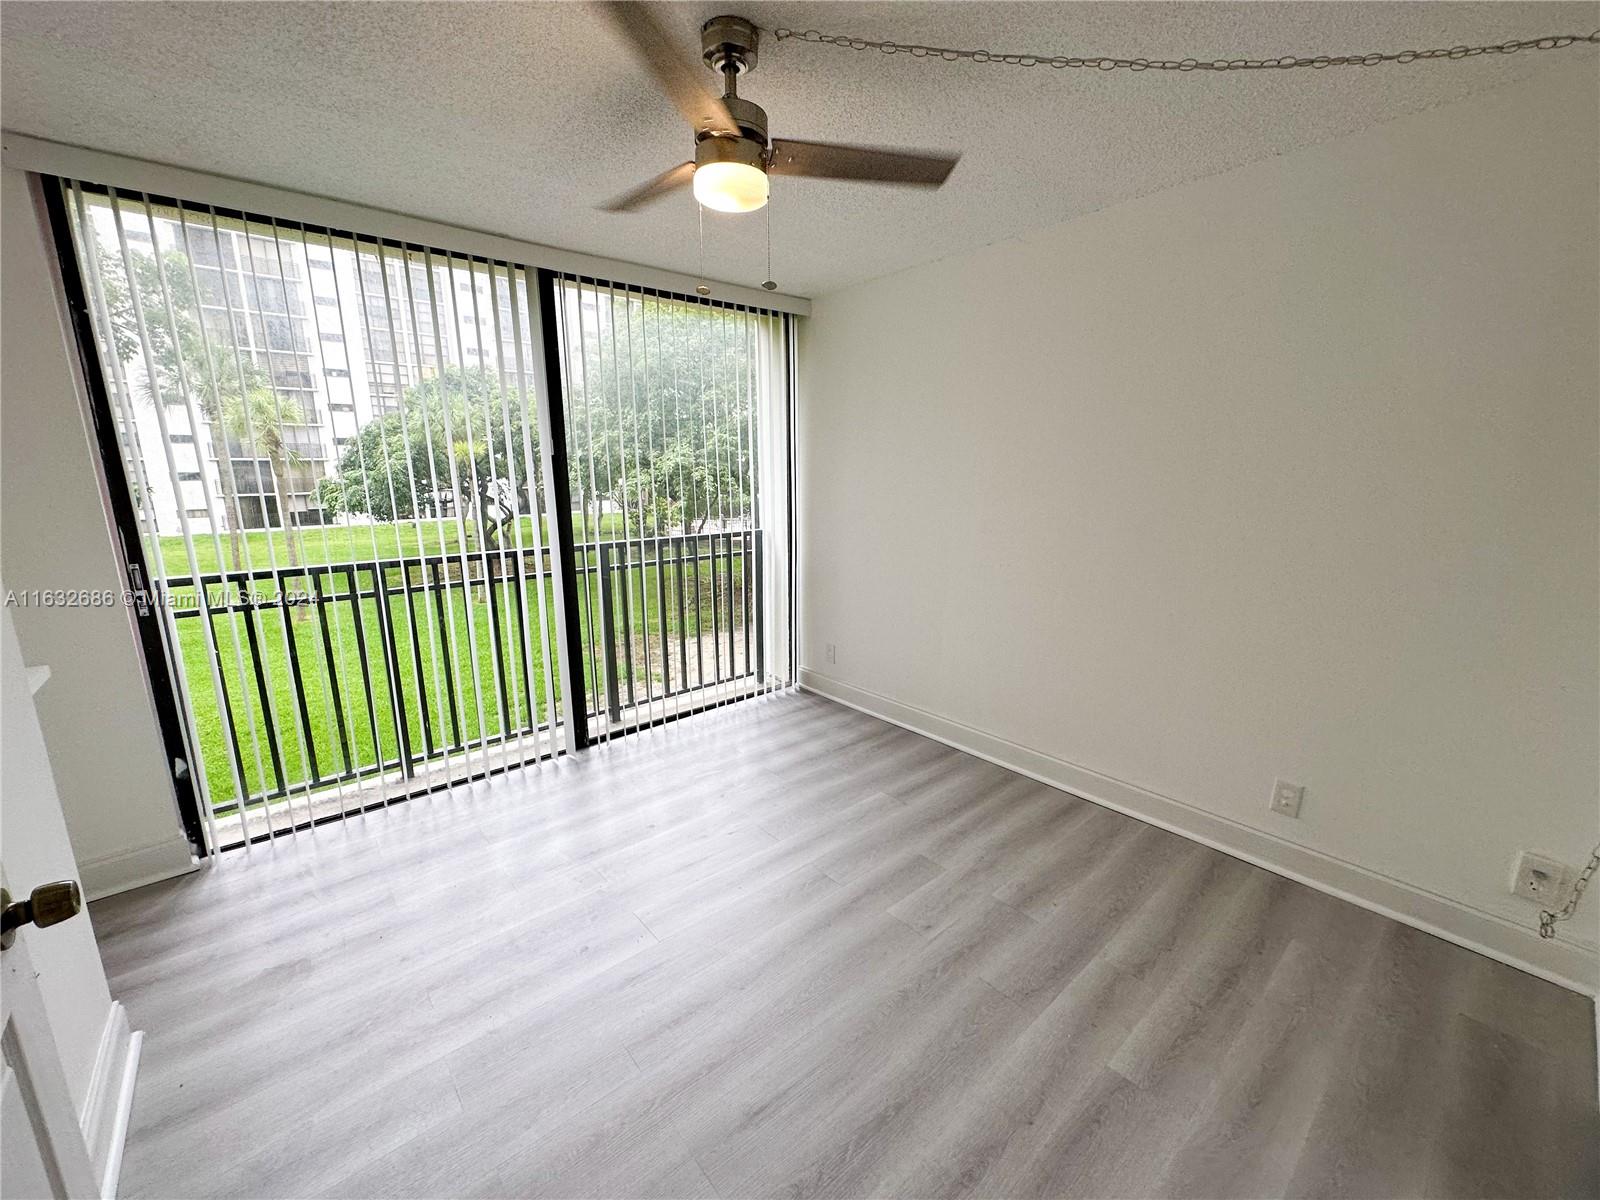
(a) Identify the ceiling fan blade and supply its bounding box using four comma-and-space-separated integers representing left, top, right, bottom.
598, 2, 739, 137
767, 139, 960, 187
599, 161, 695, 212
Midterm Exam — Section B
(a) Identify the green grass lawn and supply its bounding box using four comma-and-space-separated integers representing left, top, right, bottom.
173, 524, 755, 809
157, 512, 640, 578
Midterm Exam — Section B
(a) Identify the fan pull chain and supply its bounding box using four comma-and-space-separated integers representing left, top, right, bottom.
1539, 843, 1600, 939
762, 193, 777, 292
695, 202, 710, 296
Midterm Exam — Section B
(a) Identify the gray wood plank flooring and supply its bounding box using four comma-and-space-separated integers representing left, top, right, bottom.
91, 691, 1599, 1199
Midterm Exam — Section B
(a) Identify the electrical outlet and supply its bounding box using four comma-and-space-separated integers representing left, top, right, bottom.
825, 643, 836, 665
1510, 852, 1571, 904
1269, 779, 1304, 818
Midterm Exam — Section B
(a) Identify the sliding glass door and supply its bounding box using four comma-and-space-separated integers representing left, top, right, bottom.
542, 273, 793, 742
51, 177, 794, 853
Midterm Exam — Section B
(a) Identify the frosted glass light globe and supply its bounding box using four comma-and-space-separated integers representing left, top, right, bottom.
693, 161, 769, 213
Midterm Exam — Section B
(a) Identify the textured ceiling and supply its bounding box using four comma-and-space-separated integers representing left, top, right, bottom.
3, 2, 1596, 296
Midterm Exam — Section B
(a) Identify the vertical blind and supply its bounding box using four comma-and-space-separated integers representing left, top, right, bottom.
65, 181, 570, 850
549, 274, 792, 743
59, 179, 794, 854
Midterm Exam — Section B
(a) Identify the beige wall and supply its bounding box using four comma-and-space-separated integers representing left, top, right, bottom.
799, 64, 1599, 987
1, 166, 194, 895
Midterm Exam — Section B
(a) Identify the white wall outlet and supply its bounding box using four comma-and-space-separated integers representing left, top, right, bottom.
1510, 852, 1571, 904
825, 643, 836, 665
1269, 779, 1304, 818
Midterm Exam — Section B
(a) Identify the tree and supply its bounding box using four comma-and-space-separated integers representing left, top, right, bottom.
221, 385, 307, 569
320, 367, 540, 550
559, 289, 754, 537
318, 295, 759, 552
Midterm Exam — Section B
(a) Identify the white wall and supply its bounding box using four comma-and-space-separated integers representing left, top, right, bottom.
1, 166, 195, 896
799, 63, 1599, 989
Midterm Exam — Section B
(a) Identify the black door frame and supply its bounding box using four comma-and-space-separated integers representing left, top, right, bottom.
37, 175, 210, 854
534, 267, 591, 749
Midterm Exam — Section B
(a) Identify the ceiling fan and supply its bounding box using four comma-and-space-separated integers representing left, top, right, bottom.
598, 3, 960, 215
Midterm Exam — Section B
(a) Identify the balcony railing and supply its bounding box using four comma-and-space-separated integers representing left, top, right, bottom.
162, 531, 764, 817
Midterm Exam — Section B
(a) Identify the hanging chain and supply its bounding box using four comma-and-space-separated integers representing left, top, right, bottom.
1540, 844, 1600, 939
771, 27, 1600, 74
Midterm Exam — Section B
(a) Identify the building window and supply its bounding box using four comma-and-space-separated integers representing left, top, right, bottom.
235, 494, 280, 529
329, 401, 354, 412
325, 367, 350, 378
185, 508, 209, 519
316, 295, 337, 307
170, 433, 195, 444
322, 331, 344, 343
273, 368, 316, 391
177, 471, 202, 481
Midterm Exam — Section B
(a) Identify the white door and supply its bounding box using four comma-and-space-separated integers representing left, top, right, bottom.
2, 894, 100, 1199
1, 605, 128, 1198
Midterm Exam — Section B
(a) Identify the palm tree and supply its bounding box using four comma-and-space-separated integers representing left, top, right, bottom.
222, 384, 307, 572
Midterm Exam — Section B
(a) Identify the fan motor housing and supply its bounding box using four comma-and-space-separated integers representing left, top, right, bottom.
695, 133, 767, 174
719, 96, 768, 143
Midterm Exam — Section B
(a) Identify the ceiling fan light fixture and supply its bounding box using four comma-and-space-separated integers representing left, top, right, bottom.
694, 160, 768, 212
693, 134, 768, 213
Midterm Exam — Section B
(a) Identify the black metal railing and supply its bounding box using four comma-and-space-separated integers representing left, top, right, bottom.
163, 531, 764, 813
585, 530, 764, 725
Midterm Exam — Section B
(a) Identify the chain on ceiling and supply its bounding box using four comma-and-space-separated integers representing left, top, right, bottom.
770, 26, 1600, 75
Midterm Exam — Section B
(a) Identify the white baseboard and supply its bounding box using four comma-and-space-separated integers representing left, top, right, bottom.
79, 838, 196, 902
79, 1002, 143, 1199
799, 669, 1599, 997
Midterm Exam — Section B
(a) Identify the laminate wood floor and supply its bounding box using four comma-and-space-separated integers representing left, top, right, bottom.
92, 691, 1598, 1200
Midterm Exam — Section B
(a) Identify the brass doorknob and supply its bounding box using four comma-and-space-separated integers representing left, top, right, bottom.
0, 881, 83, 950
